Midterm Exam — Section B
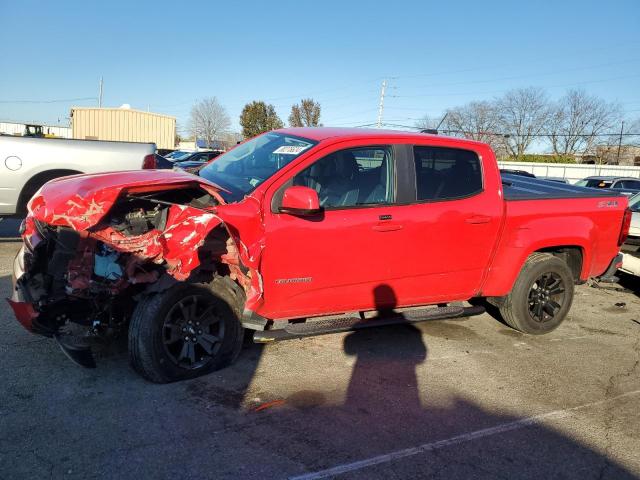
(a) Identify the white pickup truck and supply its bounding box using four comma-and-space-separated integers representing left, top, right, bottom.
621, 193, 640, 277
0, 135, 156, 218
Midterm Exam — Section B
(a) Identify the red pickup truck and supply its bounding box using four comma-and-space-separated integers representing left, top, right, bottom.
9, 128, 631, 382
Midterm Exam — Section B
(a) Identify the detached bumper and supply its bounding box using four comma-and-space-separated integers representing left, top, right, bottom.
597, 253, 624, 283
7, 245, 38, 332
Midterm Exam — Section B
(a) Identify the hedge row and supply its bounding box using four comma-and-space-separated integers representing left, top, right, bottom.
503, 154, 577, 164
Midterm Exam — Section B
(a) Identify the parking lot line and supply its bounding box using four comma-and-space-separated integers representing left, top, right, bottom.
288, 389, 640, 480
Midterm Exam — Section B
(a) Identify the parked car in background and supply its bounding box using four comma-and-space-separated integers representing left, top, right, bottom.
142, 153, 173, 169
165, 150, 193, 160
540, 177, 569, 184
0, 135, 156, 218
172, 150, 223, 170
576, 176, 640, 196
9, 128, 630, 382
620, 193, 640, 277
626, 193, 640, 243
152, 150, 224, 171
500, 168, 536, 178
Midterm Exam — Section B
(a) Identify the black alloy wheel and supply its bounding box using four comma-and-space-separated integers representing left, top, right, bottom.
527, 272, 566, 323
161, 294, 225, 369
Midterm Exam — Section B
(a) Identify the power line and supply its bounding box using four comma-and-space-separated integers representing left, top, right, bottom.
0, 97, 97, 104
394, 58, 640, 92
390, 74, 640, 99
331, 121, 640, 138
386, 41, 640, 81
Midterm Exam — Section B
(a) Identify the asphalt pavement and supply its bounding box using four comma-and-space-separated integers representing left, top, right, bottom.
0, 221, 639, 479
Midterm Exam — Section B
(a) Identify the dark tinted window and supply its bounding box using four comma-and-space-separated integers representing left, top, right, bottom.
293, 147, 393, 208
413, 146, 482, 201
619, 180, 640, 189
582, 179, 612, 188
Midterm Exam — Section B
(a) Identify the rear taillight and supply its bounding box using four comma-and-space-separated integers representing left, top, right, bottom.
142, 154, 156, 169
618, 208, 632, 246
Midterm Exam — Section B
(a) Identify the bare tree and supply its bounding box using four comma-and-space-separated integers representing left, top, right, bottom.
415, 114, 440, 131
189, 97, 231, 148
547, 89, 621, 157
442, 101, 504, 153
495, 87, 550, 159
289, 98, 321, 127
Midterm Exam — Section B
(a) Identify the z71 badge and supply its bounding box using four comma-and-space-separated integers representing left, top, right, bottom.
598, 200, 618, 208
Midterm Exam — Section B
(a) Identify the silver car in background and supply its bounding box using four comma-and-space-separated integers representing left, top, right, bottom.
1, 135, 155, 218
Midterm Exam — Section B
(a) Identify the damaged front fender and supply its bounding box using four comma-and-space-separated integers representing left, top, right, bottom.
16, 170, 268, 324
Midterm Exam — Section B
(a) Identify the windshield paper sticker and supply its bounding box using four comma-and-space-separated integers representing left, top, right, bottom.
273, 145, 310, 155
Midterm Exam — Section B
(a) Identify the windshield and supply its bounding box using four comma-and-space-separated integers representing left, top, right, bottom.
167, 151, 191, 160
629, 193, 640, 212
198, 132, 316, 202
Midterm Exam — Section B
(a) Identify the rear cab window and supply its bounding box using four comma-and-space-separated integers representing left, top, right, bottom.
413, 146, 483, 201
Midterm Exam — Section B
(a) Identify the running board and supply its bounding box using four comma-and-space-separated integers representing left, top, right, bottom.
253, 305, 485, 343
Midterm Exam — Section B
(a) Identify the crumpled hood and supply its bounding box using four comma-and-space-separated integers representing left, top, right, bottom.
27, 169, 226, 231
21, 168, 265, 304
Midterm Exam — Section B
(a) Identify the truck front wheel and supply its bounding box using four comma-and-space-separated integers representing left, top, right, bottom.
498, 253, 574, 334
128, 280, 244, 383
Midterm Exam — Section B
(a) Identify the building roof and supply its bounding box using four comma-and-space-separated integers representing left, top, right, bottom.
70, 107, 176, 120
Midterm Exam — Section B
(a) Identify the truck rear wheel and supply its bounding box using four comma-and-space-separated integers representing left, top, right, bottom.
499, 253, 574, 334
128, 279, 244, 383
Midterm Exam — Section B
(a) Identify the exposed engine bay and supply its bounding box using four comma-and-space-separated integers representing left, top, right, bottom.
13, 185, 254, 365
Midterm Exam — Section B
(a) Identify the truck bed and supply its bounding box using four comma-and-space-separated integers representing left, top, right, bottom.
502, 174, 625, 201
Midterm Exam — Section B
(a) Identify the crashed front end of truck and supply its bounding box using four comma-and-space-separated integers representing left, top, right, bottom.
8, 170, 262, 368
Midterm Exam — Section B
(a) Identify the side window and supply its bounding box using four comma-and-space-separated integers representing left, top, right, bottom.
413, 146, 482, 201
620, 180, 640, 189
293, 147, 393, 208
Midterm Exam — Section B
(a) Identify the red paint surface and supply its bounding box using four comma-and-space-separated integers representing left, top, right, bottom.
7, 299, 38, 331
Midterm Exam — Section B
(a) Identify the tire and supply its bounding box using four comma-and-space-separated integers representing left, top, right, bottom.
498, 252, 574, 335
128, 277, 244, 383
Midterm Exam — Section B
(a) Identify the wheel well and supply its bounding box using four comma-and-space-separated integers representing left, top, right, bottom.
17, 169, 82, 215
536, 246, 583, 282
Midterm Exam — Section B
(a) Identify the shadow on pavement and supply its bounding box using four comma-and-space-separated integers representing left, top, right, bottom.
1, 278, 637, 479
619, 271, 640, 297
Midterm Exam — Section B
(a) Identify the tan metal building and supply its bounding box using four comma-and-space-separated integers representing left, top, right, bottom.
71, 107, 176, 149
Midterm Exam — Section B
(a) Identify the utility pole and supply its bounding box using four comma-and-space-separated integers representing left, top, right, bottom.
376, 79, 387, 128
98, 77, 103, 108
616, 121, 624, 164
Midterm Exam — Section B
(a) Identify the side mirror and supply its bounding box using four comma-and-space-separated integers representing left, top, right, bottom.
279, 186, 321, 216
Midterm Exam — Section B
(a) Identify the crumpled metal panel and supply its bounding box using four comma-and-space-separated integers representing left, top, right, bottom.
23, 170, 266, 304
27, 170, 226, 231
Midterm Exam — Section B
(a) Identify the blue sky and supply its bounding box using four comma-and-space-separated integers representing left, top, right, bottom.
1, 0, 639, 135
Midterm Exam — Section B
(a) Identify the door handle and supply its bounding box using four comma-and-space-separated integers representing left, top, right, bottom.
465, 215, 492, 224
373, 223, 403, 232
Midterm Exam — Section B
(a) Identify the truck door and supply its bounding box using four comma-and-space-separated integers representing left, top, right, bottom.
387, 144, 503, 304
259, 144, 408, 319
